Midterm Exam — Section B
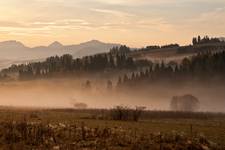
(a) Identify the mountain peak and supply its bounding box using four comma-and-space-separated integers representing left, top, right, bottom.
48, 41, 63, 48
89, 39, 101, 43
0, 40, 25, 48
81, 40, 103, 45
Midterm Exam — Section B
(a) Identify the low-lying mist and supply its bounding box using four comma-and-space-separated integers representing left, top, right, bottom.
0, 78, 224, 112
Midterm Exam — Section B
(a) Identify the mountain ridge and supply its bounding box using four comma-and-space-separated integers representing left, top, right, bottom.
0, 40, 121, 59
48, 41, 64, 49
0, 39, 119, 49
0, 40, 120, 69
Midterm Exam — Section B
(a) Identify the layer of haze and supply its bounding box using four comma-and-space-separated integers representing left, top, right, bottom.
0, 79, 224, 112
0, 0, 225, 47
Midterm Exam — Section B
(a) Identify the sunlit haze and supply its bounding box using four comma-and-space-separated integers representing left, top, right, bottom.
0, 1, 225, 148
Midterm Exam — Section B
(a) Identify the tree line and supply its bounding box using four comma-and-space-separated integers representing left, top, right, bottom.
135, 35, 224, 53
1, 36, 225, 82
192, 35, 221, 45
117, 51, 225, 88
1, 46, 141, 80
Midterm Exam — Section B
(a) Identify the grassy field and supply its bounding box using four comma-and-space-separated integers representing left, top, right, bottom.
0, 108, 224, 149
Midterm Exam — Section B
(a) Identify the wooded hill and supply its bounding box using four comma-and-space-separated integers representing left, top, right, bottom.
1, 36, 225, 83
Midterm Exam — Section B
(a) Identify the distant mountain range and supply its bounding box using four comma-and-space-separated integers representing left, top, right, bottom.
0, 40, 120, 69
0, 40, 120, 60
1, 37, 225, 70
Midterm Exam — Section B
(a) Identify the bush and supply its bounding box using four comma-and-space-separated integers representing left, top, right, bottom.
132, 106, 146, 121
110, 106, 146, 121
73, 102, 88, 109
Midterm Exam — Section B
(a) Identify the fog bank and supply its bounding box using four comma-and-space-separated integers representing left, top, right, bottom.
0, 79, 224, 112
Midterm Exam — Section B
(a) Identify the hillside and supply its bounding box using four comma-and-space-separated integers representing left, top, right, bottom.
130, 42, 225, 63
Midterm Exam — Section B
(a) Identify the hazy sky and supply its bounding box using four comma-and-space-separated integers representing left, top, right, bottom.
0, 0, 225, 47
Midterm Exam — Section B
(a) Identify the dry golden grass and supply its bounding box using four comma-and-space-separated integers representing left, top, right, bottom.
0, 108, 224, 150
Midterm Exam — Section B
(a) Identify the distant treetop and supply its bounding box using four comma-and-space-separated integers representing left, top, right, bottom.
192, 35, 221, 45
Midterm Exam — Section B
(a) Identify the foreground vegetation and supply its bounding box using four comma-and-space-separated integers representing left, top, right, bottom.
0, 108, 224, 149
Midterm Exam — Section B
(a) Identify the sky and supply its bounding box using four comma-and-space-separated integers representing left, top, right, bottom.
0, 0, 225, 47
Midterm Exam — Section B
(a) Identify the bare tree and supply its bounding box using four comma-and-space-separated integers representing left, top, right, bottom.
132, 106, 146, 122
107, 80, 113, 90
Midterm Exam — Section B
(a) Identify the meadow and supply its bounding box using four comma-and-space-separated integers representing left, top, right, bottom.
0, 107, 224, 150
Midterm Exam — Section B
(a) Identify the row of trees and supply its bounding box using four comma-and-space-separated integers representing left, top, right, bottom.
117, 51, 225, 87
109, 45, 131, 55
192, 36, 221, 45
1, 36, 225, 81
1, 46, 138, 80
137, 36, 223, 53
137, 44, 180, 52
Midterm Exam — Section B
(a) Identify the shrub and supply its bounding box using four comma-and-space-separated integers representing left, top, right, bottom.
132, 106, 146, 122
73, 102, 88, 109
110, 105, 146, 121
